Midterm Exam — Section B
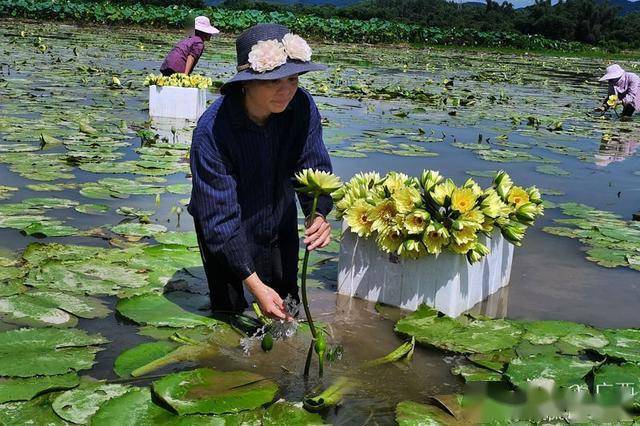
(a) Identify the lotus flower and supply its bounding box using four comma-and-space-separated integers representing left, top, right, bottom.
295, 169, 342, 196
404, 209, 430, 234
507, 186, 530, 208
346, 199, 374, 237
451, 187, 477, 213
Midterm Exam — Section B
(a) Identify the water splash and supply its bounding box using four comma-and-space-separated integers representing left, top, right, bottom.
240, 295, 301, 355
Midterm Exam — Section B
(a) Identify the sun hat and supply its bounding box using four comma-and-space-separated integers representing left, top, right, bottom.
599, 64, 625, 82
194, 16, 220, 35
220, 23, 326, 95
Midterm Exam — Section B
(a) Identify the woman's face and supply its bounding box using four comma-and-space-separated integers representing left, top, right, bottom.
244, 75, 299, 115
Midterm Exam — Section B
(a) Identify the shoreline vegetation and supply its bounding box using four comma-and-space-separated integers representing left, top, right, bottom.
0, 0, 596, 53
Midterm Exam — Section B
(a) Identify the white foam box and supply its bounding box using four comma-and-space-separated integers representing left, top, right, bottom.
148, 85, 206, 120
337, 222, 514, 318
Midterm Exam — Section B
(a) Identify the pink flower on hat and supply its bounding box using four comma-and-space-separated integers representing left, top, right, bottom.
248, 39, 288, 73
282, 33, 312, 62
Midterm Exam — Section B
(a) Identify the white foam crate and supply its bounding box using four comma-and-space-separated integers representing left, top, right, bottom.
148, 85, 206, 120
337, 222, 514, 317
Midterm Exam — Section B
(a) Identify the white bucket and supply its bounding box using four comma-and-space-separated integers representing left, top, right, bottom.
148, 85, 206, 121
337, 222, 514, 317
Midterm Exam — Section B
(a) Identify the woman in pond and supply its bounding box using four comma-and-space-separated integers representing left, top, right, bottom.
160, 16, 219, 76
189, 24, 333, 320
596, 64, 640, 120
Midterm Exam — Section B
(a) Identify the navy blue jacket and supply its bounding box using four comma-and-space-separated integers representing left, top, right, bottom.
188, 88, 333, 285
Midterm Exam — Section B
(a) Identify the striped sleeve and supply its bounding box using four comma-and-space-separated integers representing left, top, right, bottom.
296, 92, 334, 218
190, 121, 255, 281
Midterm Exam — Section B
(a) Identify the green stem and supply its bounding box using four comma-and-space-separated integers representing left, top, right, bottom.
302, 193, 319, 376
304, 340, 314, 377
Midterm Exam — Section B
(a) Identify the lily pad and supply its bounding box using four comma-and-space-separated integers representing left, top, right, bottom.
114, 341, 178, 378
0, 328, 107, 377
396, 400, 460, 425
593, 363, 640, 409
152, 368, 279, 415
75, 204, 109, 215
116, 294, 219, 328
598, 329, 640, 363
505, 354, 596, 389
0, 293, 78, 328
0, 373, 79, 404
52, 382, 130, 424
0, 392, 67, 425
155, 231, 199, 247
451, 364, 503, 382
28, 290, 111, 319
111, 223, 167, 238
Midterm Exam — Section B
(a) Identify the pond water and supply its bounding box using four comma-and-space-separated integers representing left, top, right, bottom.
1, 19, 639, 424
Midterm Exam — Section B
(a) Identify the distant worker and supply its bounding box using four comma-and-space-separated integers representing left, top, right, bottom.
595, 64, 640, 120
160, 16, 219, 76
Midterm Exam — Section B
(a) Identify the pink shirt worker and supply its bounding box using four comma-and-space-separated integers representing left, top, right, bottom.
598, 64, 640, 119
161, 16, 219, 76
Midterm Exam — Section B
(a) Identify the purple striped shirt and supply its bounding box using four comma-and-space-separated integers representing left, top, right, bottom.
188, 88, 333, 283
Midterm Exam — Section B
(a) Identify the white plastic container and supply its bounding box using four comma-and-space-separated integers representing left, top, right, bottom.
337, 222, 514, 317
148, 85, 206, 120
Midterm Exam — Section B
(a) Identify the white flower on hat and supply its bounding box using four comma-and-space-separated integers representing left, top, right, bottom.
248, 39, 288, 73
282, 33, 312, 62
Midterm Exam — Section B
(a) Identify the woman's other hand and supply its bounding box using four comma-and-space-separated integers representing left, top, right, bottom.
243, 273, 292, 321
304, 214, 331, 251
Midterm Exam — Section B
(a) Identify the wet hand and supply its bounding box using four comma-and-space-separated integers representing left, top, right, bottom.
304, 214, 331, 251
246, 277, 293, 321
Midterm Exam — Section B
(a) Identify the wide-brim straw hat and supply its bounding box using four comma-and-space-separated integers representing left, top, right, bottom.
220, 23, 326, 95
599, 64, 624, 82
195, 16, 220, 35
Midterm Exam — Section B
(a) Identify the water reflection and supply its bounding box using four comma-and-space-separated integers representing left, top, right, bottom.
595, 134, 639, 167
149, 116, 196, 145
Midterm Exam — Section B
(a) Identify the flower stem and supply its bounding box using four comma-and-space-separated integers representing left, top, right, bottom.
301, 194, 319, 376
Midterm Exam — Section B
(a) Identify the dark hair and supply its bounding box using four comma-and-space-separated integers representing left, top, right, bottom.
195, 29, 210, 38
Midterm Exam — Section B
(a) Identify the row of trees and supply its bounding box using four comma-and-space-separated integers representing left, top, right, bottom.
214, 0, 640, 48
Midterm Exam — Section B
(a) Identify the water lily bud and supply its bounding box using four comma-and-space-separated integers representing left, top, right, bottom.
526, 186, 542, 204
516, 202, 538, 224
419, 170, 442, 192
493, 170, 513, 199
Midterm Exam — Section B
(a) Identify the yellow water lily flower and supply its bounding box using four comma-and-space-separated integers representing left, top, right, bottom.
493, 170, 513, 199
295, 169, 342, 196
430, 179, 456, 206
526, 186, 542, 204
383, 172, 410, 193
449, 238, 477, 254
370, 199, 398, 234
404, 209, 430, 234
419, 170, 442, 192
450, 187, 477, 213
463, 178, 483, 197
481, 217, 494, 233
480, 189, 509, 218
353, 171, 382, 188
346, 199, 374, 237
398, 238, 427, 259
507, 186, 530, 208
376, 228, 404, 254
452, 223, 479, 245
607, 94, 618, 108
422, 223, 450, 254
460, 208, 484, 225
392, 186, 422, 214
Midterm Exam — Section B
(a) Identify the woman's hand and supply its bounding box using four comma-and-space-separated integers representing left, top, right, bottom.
304, 214, 331, 251
243, 273, 292, 321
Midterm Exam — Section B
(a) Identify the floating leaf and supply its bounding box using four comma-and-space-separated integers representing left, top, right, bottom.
114, 341, 178, 378
152, 368, 279, 415
0, 392, 67, 425
0, 293, 77, 328
116, 294, 218, 328
396, 400, 460, 425
0, 373, 79, 404
75, 204, 109, 215
111, 223, 167, 238
598, 329, 640, 363
535, 165, 570, 176
155, 231, 198, 247
506, 354, 595, 389
451, 365, 502, 382
593, 363, 640, 409
28, 290, 110, 319
0, 328, 106, 377
52, 383, 130, 424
